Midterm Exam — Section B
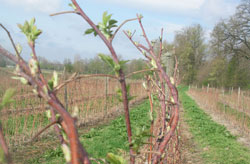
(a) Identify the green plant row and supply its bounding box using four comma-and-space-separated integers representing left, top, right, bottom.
179, 86, 250, 164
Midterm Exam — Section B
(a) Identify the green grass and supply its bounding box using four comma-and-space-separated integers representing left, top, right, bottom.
27, 99, 151, 163
179, 86, 250, 164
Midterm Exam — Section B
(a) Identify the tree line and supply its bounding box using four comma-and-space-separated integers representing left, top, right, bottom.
174, 0, 250, 89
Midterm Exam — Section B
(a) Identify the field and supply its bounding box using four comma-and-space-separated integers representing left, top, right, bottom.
179, 86, 250, 164
1, 66, 250, 163
188, 86, 250, 136
0, 68, 148, 162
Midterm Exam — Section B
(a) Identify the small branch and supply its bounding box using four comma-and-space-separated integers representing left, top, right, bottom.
110, 18, 138, 43
150, 78, 166, 97
30, 118, 62, 142
123, 30, 152, 61
137, 14, 154, 53
53, 72, 78, 93
50, 11, 76, 17
77, 74, 118, 80
0, 24, 20, 57
125, 69, 158, 78
54, 73, 118, 93
0, 24, 31, 74
138, 44, 150, 52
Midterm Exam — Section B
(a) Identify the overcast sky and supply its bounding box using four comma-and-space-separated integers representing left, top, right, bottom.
0, 0, 240, 62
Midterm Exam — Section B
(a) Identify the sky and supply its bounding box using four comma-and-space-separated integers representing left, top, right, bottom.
0, 0, 240, 62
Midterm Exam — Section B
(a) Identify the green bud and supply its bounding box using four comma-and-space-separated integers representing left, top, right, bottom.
138, 14, 143, 19
127, 30, 132, 37
151, 59, 157, 68
56, 114, 60, 120
68, 3, 77, 10
171, 97, 175, 103
61, 144, 71, 163
149, 111, 153, 121
52, 71, 58, 88
170, 77, 175, 85
46, 110, 51, 119
72, 106, 79, 118
142, 82, 147, 90
29, 58, 38, 76
32, 89, 38, 95
16, 43, 22, 55
20, 78, 28, 85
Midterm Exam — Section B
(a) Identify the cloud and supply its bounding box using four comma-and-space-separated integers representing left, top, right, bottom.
95, 0, 206, 12
200, 0, 238, 24
2, 0, 62, 13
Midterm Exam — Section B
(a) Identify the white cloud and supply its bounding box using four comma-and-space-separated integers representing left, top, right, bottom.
96, 0, 206, 12
200, 0, 238, 24
2, 0, 62, 13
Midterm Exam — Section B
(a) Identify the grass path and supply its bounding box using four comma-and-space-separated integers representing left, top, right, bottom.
26, 99, 151, 163
179, 86, 250, 164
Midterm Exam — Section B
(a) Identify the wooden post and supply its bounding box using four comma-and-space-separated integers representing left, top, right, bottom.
105, 77, 109, 111
63, 67, 68, 111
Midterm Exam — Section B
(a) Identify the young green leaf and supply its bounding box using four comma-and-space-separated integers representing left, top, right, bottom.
119, 60, 129, 70
98, 54, 115, 69
0, 88, 16, 109
68, 3, 77, 10
17, 18, 42, 43
102, 11, 112, 26
84, 28, 95, 35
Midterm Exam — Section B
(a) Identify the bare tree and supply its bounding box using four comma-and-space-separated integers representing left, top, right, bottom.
211, 0, 250, 60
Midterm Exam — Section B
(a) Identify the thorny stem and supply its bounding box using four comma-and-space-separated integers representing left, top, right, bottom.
0, 23, 91, 164
70, 0, 135, 163
124, 16, 179, 163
